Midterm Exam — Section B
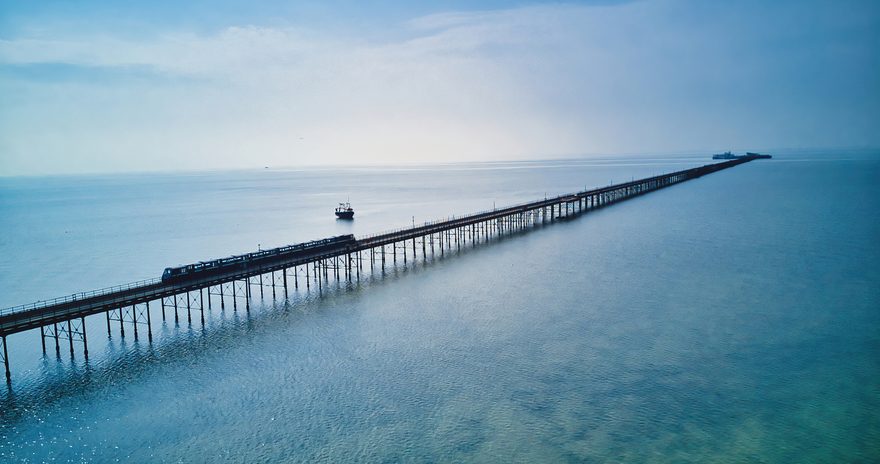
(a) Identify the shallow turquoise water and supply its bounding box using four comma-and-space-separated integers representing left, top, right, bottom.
0, 154, 878, 462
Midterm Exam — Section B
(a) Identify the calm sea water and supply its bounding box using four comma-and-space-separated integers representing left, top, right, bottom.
0, 154, 878, 462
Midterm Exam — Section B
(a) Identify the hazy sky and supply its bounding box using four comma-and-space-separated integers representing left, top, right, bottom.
1, 0, 878, 175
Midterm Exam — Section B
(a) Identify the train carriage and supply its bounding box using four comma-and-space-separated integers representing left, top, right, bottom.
161, 235, 356, 283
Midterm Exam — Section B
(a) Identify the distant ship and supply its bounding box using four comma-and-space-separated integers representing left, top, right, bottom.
335, 202, 354, 219
712, 151, 772, 160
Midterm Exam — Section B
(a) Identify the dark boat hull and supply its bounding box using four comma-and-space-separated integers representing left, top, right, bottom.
335, 211, 354, 219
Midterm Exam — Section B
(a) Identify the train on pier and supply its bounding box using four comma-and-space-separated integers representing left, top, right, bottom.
161, 235, 357, 283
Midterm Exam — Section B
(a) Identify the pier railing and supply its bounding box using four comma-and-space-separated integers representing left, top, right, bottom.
0, 277, 161, 318
0, 158, 749, 320
357, 191, 582, 242
0, 155, 767, 381
0, 188, 599, 319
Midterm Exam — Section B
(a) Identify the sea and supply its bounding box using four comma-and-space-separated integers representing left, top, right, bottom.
0, 153, 877, 462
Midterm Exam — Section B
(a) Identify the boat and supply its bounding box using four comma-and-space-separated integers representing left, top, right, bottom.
712, 151, 738, 160
335, 202, 354, 219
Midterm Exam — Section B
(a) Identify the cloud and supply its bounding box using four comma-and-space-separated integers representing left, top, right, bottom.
0, 0, 878, 175
0, 26, 317, 78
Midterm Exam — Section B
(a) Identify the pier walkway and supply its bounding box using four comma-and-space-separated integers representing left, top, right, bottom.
0, 156, 761, 380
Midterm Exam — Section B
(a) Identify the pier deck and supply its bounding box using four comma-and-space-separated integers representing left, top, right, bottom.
0, 156, 761, 380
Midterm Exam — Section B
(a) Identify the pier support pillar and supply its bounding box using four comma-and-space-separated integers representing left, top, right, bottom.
246, 279, 251, 312
2, 336, 9, 383
132, 304, 138, 339
67, 320, 75, 355
81, 317, 89, 358
145, 302, 152, 341
199, 290, 205, 325
50, 323, 60, 354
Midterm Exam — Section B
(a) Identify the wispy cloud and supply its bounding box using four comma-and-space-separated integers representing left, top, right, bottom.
0, 0, 877, 175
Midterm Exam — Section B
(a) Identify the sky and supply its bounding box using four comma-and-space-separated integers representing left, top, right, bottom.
0, 0, 878, 175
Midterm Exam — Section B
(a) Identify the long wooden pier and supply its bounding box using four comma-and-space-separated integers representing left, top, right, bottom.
0, 156, 762, 381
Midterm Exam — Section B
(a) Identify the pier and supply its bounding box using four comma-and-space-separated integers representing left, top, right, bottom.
0, 156, 762, 381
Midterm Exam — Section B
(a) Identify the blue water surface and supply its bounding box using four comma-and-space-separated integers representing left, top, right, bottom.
0, 153, 877, 462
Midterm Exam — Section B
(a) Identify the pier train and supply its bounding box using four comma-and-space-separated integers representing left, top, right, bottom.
161, 234, 357, 283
